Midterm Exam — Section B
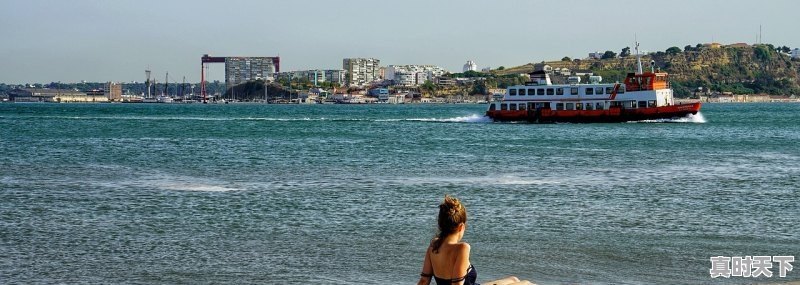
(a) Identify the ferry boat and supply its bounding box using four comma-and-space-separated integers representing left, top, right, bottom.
486, 45, 701, 123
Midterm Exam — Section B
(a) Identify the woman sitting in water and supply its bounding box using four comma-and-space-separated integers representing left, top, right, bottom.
418, 195, 533, 285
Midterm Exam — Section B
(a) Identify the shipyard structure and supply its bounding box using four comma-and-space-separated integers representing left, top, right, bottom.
200, 54, 280, 100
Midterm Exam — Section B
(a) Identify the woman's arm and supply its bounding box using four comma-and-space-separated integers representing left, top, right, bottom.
417, 246, 433, 285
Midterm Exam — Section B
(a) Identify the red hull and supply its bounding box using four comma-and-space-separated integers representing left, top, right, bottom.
486, 102, 701, 123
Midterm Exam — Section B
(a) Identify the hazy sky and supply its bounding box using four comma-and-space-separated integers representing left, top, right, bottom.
1, 0, 797, 84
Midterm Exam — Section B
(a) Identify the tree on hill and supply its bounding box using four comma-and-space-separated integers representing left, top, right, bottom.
620, 47, 631, 58
562, 56, 571, 61
420, 80, 437, 96
665, 46, 682, 55
601, 50, 617, 59
779, 46, 791, 53
497, 66, 505, 70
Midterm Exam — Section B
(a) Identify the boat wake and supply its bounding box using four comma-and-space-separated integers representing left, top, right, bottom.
379, 114, 492, 123
629, 112, 706, 123
18, 114, 494, 123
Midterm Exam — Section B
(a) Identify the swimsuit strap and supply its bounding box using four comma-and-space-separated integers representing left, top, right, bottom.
435, 264, 474, 282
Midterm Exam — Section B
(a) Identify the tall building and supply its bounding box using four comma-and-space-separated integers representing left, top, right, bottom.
463, 60, 477, 72
224, 57, 280, 86
274, 69, 347, 86
385, 65, 448, 86
793, 48, 800, 59
343, 58, 380, 86
106, 82, 122, 101
324, 70, 346, 86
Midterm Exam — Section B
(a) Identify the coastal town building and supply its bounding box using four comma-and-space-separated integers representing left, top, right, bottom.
533, 63, 553, 74
324, 70, 347, 86
107, 82, 122, 101
343, 58, 380, 86
434, 76, 456, 87
385, 65, 448, 86
726, 43, 750, 48
8, 88, 108, 103
224, 57, 279, 86
793, 48, 800, 59
463, 60, 477, 72
589, 51, 604, 59
274, 69, 347, 86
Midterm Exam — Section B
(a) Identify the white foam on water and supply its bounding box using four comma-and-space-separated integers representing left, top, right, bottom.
380, 174, 561, 186
630, 112, 707, 123
123, 173, 243, 192
379, 114, 492, 123
673, 112, 706, 123
156, 182, 238, 192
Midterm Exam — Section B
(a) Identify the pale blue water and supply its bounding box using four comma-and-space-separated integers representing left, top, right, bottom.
1, 103, 798, 284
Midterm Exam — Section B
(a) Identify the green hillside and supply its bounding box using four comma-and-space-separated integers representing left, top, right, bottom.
495, 44, 800, 97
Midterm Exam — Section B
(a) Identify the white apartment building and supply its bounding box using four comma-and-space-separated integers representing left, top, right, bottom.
463, 60, 477, 72
225, 57, 278, 86
274, 70, 347, 86
385, 65, 448, 86
343, 58, 381, 86
793, 48, 800, 59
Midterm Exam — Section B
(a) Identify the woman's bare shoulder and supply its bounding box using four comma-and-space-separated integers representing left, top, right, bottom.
456, 242, 471, 252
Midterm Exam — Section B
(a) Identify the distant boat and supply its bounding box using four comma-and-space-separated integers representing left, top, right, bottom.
156, 95, 173, 103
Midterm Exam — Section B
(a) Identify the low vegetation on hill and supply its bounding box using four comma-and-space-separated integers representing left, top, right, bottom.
495, 44, 800, 97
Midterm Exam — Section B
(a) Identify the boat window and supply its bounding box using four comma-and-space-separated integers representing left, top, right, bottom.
648, 100, 656, 108
596, 102, 604, 110
570, 87, 579, 95
605, 87, 613, 94
638, 101, 647, 108
489, 103, 496, 111
586, 88, 594, 95
509, 89, 517, 96
556, 88, 564, 95
595, 87, 604, 95
546, 88, 555, 95
528, 88, 535, 95
501, 103, 508, 110
510, 103, 517, 111
518, 88, 526, 96
585, 103, 593, 110
575, 103, 583, 110
556, 103, 564, 110
519, 103, 527, 110
537, 89, 545, 95
618, 85, 626, 93
566, 103, 574, 110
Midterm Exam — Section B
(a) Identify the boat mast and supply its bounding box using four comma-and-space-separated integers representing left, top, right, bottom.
164, 72, 169, 97
635, 40, 643, 74
145, 69, 151, 99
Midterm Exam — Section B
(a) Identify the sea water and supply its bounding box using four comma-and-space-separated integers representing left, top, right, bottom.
1, 103, 798, 284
